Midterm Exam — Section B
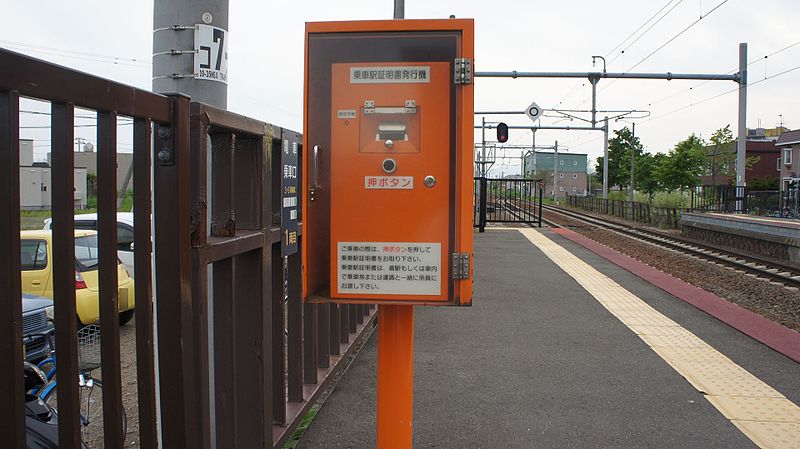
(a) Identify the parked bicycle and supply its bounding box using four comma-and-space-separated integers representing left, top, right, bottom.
25, 325, 126, 448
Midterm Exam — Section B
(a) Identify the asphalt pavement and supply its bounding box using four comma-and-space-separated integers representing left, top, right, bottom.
298, 228, 799, 448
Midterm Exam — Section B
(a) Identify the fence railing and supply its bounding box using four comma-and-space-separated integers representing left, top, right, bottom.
1, 47, 376, 449
690, 185, 796, 217
474, 177, 542, 231
567, 196, 683, 229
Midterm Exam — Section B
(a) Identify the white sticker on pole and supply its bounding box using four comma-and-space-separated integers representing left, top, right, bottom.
337, 242, 441, 295
194, 24, 228, 83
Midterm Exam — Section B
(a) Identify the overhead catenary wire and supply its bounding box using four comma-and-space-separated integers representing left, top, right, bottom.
573, 0, 731, 108
553, 0, 678, 108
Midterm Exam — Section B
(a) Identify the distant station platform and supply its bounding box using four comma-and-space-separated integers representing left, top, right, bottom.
298, 227, 800, 448
680, 212, 800, 264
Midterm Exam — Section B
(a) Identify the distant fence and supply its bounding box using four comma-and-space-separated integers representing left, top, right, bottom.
567, 196, 683, 229
690, 185, 796, 217
473, 177, 542, 231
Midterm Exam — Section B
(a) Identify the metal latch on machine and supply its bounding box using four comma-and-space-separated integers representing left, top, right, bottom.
452, 253, 471, 279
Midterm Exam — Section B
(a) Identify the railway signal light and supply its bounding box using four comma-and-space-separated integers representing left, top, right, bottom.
497, 122, 508, 143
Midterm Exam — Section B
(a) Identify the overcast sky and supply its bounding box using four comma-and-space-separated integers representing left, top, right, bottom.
4, 0, 798, 176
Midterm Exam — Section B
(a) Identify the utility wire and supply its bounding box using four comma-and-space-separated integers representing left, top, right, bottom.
606, 0, 685, 67
554, 0, 678, 108
574, 0, 730, 108
641, 64, 800, 124
642, 39, 800, 108
0, 39, 150, 66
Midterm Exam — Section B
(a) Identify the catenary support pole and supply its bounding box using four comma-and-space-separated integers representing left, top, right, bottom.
153, 0, 229, 107
629, 122, 635, 202
603, 117, 609, 199
553, 141, 558, 203
377, 305, 414, 448
736, 43, 748, 189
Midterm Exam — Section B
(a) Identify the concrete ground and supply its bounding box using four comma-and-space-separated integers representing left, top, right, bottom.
298, 228, 800, 448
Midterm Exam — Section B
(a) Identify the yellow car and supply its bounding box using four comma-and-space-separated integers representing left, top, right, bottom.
20, 230, 135, 326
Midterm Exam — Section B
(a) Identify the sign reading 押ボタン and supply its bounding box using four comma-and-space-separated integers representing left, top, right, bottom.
337, 109, 357, 119
364, 176, 414, 189
337, 242, 441, 295
350, 66, 430, 84
281, 136, 299, 256
194, 24, 228, 83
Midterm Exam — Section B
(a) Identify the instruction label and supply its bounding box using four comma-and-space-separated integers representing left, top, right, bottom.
350, 66, 430, 84
364, 176, 413, 189
337, 242, 441, 295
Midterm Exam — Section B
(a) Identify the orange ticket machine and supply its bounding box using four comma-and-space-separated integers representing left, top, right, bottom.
303, 19, 474, 306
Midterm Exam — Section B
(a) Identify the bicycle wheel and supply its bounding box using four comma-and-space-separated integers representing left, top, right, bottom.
42, 376, 127, 448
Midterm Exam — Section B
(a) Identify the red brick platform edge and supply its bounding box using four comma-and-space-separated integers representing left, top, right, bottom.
550, 227, 800, 364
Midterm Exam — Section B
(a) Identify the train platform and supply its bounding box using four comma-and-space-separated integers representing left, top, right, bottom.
680, 212, 800, 264
298, 227, 800, 448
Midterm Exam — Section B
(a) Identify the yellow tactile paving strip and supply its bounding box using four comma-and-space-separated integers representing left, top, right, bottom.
517, 227, 800, 448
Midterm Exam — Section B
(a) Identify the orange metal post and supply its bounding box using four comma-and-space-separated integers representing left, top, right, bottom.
377, 304, 415, 448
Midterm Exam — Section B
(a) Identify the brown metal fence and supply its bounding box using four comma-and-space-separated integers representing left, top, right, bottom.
1, 48, 376, 449
567, 196, 683, 229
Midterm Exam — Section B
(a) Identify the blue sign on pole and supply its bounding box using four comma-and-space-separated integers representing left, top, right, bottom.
281, 132, 299, 257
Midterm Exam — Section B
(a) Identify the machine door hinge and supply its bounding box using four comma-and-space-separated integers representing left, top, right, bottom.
452, 252, 471, 280
454, 58, 473, 85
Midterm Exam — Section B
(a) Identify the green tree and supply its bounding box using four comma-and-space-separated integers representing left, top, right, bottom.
595, 127, 641, 191
703, 125, 736, 186
656, 134, 706, 191
634, 152, 665, 197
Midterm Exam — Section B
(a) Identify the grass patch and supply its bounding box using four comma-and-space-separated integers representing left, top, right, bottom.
19, 208, 98, 230
282, 405, 320, 449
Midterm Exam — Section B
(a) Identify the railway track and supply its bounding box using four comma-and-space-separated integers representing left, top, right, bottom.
539, 204, 800, 290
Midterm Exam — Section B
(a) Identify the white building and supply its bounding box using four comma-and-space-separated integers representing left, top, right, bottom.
19, 139, 88, 210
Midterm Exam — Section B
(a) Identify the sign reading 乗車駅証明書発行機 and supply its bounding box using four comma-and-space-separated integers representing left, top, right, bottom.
303, 19, 474, 306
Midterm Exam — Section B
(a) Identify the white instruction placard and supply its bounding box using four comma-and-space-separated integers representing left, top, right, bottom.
337, 242, 441, 295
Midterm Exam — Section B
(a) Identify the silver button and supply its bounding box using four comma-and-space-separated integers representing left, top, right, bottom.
424, 175, 436, 187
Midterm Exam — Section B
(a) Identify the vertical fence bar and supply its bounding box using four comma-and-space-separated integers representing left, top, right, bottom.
97, 110, 125, 448
287, 245, 303, 402
302, 303, 318, 384
271, 244, 286, 424
188, 112, 212, 449
479, 177, 487, 232
538, 185, 543, 228
339, 301, 350, 344
213, 258, 236, 446
51, 102, 82, 449
329, 304, 341, 355
133, 118, 158, 449
233, 250, 268, 446
0, 90, 25, 449
317, 301, 330, 368
348, 304, 358, 333
154, 94, 196, 449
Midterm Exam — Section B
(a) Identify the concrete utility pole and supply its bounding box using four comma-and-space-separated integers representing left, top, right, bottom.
153, 0, 229, 107
394, 0, 404, 19
603, 117, 609, 199
736, 43, 748, 189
